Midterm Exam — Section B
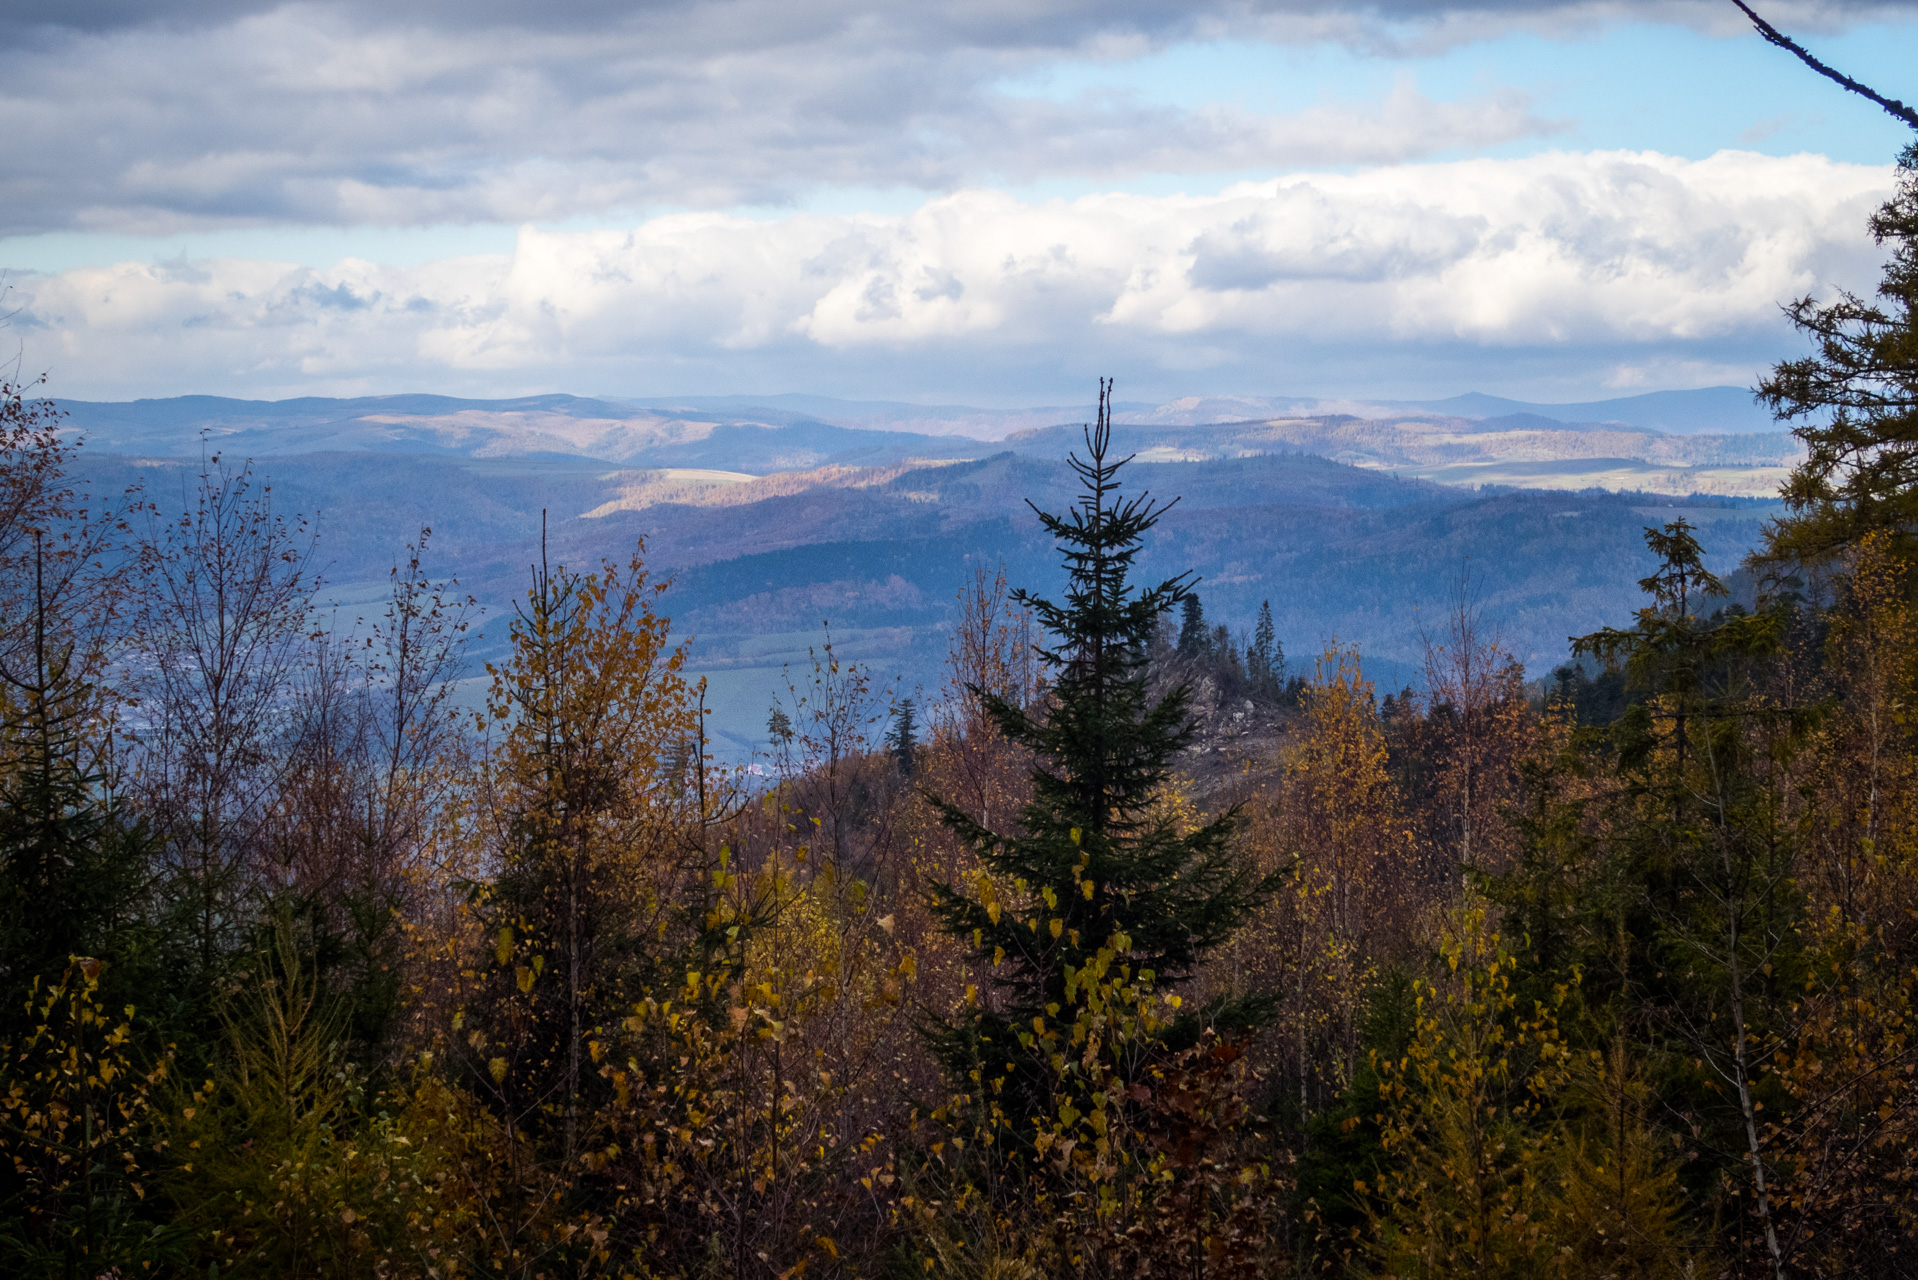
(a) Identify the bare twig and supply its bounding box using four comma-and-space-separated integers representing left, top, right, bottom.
1732, 0, 1918, 129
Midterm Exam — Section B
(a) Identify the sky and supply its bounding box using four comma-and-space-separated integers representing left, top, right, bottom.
3, 0, 1916, 405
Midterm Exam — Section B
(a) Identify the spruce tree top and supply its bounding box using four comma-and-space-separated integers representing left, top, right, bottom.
926, 382, 1273, 1051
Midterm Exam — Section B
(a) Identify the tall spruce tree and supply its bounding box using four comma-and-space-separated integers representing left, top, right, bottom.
1177, 592, 1208, 656
1250, 599, 1282, 697
925, 381, 1273, 1113
888, 697, 918, 776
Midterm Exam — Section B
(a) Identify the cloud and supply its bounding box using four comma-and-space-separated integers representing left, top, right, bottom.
7, 0, 1910, 237
9, 149, 1892, 402
0, 1, 1590, 238
15, 0, 1911, 40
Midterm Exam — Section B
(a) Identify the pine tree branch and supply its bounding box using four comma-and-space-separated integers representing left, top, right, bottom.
1731, 0, 1918, 129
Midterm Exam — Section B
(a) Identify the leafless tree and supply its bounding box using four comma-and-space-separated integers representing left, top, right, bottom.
127, 453, 317, 972
269, 531, 473, 911
770, 625, 903, 886
927, 564, 1042, 837
1419, 565, 1529, 877
0, 376, 139, 747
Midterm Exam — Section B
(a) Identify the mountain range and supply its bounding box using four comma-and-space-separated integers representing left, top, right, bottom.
54, 387, 1795, 756
57, 385, 1797, 493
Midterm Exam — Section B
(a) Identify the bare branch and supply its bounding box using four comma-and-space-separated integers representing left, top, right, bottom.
1732, 0, 1918, 129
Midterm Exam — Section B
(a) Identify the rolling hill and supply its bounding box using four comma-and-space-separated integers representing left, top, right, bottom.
70, 440, 1778, 758
48, 385, 1800, 756
57, 388, 1802, 498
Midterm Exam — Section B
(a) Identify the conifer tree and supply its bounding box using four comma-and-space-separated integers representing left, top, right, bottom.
467, 532, 696, 1166
0, 540, 153, 1032
1543, 521, 1806, 1277
1760, 141, 1918, 565
0, 387, 152, 1024
1574, 518, 1725, 788
1250, 599, 1282, 698
888, 697, 918, 777
925, 381, 1273, 1111
1177, 592, 1208, 656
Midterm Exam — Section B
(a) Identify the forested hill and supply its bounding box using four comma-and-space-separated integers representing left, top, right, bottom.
57, 386, 1798, 498
54, 393, 1007, 472
70, 443, 1774, 756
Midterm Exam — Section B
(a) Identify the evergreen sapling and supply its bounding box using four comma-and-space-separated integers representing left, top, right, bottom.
925, 380, 1276, 1120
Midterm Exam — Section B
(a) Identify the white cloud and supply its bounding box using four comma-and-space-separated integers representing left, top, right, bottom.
15, 0, 1911, 240
0, 2, 1587, 238
9, 149, 1893, 401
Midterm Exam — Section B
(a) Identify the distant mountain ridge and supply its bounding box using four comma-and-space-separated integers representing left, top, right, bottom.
995, 413, 1799, 498
1405, 387, 1772, 435
66, 441, 1777, 756
54, 383, 1779, 459
615, 394, 1132, 439
1103, 386, 1775, 435
25, 381, 1806, 756
52, 390, 1799, 499
54, 393, 1007, 472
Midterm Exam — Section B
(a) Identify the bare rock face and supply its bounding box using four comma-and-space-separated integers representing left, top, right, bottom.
1148, 663, 1296, 800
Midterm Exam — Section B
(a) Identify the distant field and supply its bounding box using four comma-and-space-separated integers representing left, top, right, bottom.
1392, 457, 1794, 498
